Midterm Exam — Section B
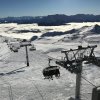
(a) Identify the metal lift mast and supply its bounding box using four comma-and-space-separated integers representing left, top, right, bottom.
20, 40, 32, 67
56, 45, 99, 100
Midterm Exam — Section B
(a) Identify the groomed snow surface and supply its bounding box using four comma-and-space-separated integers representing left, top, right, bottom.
0, 22, 100, 100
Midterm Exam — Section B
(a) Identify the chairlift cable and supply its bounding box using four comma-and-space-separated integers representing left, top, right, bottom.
81, 76, 96, 87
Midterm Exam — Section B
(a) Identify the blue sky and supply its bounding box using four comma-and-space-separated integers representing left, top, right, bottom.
0, 0, 100, 17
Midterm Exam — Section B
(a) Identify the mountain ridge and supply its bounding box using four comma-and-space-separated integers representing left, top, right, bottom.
0, 14, 100, 26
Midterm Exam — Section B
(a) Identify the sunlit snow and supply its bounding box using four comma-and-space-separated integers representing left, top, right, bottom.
0, 22, 100, 100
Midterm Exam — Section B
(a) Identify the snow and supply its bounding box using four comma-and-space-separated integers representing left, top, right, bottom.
0, 22, 100, 40
0, 22, 100, 100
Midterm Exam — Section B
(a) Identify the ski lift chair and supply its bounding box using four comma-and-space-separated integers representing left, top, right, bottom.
43, 58, 60, 80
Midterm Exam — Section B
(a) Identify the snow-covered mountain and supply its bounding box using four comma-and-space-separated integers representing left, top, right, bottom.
0, 22, 100, 100
0, 14, 100, 25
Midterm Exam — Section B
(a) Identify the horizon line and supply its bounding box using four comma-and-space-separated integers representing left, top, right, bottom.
0, 13, 100, 18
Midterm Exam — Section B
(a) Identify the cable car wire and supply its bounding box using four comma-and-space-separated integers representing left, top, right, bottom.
81, 76, 96, 87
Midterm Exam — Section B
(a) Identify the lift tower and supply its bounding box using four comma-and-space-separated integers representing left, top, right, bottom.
20, 40, 32, 66
56, 45, 99, 100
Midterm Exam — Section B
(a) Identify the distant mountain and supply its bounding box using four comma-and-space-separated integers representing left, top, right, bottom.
0, 14, 100, 26
0, 16, 41, 24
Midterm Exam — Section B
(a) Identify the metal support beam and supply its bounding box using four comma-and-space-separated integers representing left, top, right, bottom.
75, 62, 82, 100
56, 45, 98, 100
25, 46, 29, 66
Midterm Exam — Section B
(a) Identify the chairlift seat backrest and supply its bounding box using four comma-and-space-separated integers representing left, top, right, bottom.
44, 66, 59, 71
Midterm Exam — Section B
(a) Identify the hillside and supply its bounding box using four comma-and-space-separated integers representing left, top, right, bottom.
0, 22, 100, 100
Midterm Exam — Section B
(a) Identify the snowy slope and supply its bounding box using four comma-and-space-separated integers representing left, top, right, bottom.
0, 22, 100, 100
0, 22, 100, 40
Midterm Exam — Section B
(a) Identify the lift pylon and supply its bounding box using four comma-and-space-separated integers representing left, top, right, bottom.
56, 45, 100, 100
